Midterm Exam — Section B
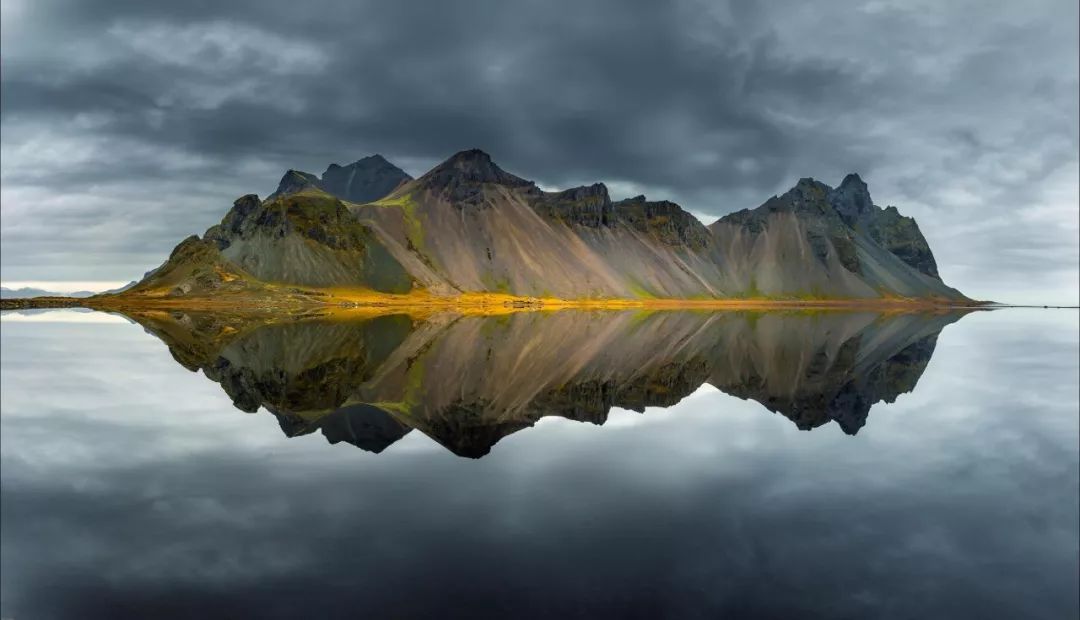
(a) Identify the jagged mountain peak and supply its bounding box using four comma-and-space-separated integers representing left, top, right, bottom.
419, 149, 533, 190
320, 154, 411, 203
269, 155, 412, 204
323, 153, 397, 174
839, 172, 867, 188
792, 177, 830, 193
830, 172, 874, 223
270, 169, 321, 199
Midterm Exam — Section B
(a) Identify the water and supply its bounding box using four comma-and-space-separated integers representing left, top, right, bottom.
1, 307, 1077, 619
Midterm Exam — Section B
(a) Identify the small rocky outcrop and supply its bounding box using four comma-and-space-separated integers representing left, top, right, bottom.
126, 234, 253, 296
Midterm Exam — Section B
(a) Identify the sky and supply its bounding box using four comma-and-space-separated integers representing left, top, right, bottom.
1, 0, 1077, 304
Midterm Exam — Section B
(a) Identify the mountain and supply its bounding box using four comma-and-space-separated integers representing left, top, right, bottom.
0, 286, 96, 299
709, 174, 959, 299
116, 148, 967, 304
127, 189, 416, 298
127, 308, 970, 458
268, 154, 412, 203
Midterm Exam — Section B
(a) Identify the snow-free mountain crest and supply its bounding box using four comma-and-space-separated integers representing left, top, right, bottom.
123, 148, 966, 304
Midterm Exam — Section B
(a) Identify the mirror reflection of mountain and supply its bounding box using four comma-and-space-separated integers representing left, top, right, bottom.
130, 309, 970, 458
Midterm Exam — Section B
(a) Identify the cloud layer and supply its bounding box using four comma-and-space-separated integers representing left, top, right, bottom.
1, 0, 1077, 302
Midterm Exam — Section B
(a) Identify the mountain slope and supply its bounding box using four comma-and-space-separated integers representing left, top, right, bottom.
710, 176, 961, 299
128, 189, 415, 297
353, 150, 729, 298
353, 149, 963, 300
121, 148, 967, 303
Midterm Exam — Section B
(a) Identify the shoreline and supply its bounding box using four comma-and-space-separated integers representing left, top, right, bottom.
0, 290, 1001, 315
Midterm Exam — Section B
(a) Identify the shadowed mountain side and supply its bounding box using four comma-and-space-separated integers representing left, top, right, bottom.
708, 177, 962, 299
128, 309, 969, 458
269, 154, 412, 203
130, 190, 416, 295
273, 404, 413, 454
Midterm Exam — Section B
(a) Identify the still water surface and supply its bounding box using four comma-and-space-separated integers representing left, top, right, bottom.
1, 308, 1077, 619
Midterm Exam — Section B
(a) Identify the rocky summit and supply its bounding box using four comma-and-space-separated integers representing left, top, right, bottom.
124, 148, 968, 303
269, 154, 412, 203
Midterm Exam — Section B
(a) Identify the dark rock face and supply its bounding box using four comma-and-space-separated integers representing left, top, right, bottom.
315, 404, 413, 453
268, 155, 412, 204
829, 173, 875, 225
532, 183, 613, 227
204, 194, 262, 250
531, 185, 712, 250
719, 174, 942, 280
422, 149, 533, 187
863, 206, 940, 279
612, 195, 712, 250
320, 155, 412, 203
416, 149, 534, 206
270, 404, 413, 454
722, 178, 839, 230
827, 174, 940, 279
204, 192, 369, 251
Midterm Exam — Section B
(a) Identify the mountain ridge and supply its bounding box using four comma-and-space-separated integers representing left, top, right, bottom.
269, 155, 412, 203
90, 149, 970, 306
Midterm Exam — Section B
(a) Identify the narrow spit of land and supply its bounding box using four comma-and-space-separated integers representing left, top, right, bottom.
0, 287, 996, 316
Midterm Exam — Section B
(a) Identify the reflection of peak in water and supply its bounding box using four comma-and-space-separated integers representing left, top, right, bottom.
274, 404, 412, 454
131, 309, 969, 458
709, 313, 949, 435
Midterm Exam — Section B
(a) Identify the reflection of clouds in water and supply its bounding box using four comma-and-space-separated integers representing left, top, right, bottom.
0, 308, 131, 323
0, 310, 1077, 619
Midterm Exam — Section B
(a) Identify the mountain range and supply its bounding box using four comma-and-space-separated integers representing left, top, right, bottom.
0, 286, 97, 299
17, 149, 970, 307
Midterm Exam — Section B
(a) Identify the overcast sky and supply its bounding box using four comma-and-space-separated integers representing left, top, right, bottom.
1, 0, 1077, 303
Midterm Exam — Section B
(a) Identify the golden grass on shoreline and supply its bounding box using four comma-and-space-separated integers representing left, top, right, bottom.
0, 287, 991, 317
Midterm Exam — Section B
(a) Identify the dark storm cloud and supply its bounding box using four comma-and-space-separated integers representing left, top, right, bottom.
1, 0, 1077, 302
